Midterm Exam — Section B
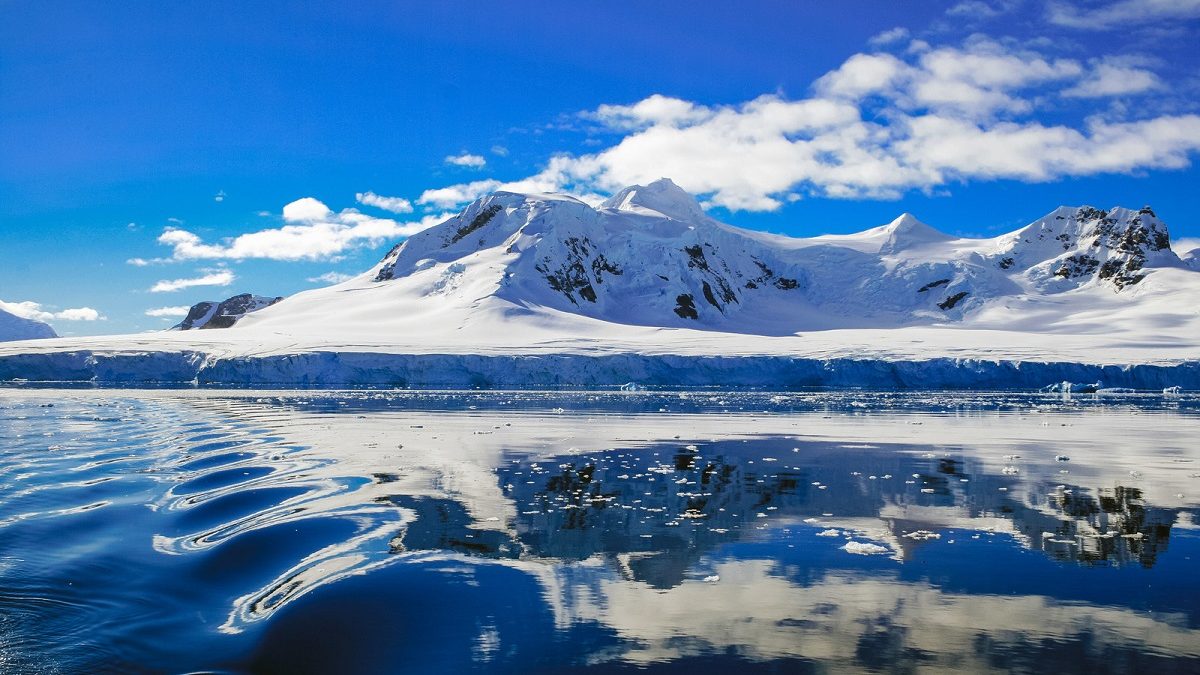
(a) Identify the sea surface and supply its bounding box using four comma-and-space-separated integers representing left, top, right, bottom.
1, 389, 1198, 674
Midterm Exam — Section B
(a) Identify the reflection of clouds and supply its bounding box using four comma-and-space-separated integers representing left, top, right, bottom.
515, 559, 1200, 667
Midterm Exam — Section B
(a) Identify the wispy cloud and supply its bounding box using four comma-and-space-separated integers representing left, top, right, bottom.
413, 36, 1199, 211
155, 199, 451, 262
445, 153, 487, 168
306, 271, 355, 284
356, 191, 413, 214
1047, 0, 1200, 29
145, 306, 191, 318
149, 269, 235, 293
868, 27, 910, 47
0, 300, 103, 321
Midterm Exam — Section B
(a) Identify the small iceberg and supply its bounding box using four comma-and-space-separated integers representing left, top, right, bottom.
841, 541, 890, 556
1041, 380, 1102, 394
1164, 385, 1183, 395
618, 382, 646, 392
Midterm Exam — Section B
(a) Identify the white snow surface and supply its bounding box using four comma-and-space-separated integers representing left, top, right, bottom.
1, 179, 1198, 386
0, 308, 56, 342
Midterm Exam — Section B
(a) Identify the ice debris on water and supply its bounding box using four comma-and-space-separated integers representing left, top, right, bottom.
618, 382, 645, 392
842, 541, 890, 556
1041, 380, 1102, 393
816, 529, 841, 537
1164, 385, 1182, 395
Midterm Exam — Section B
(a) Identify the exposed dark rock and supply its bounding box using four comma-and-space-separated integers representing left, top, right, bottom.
673, 294, 698, 319
536, 236, 622, 305
1054, 255, 1099, 279
938, 291, 969, 310
701, 281, 721, 309
449, 203, 503, 245
999, 257, 1015, 270
917, 279, 950, 293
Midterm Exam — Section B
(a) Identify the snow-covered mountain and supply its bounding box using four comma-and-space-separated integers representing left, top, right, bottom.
175, 294, 282, 330
0, 307, 57, 342
1, 179, 1197, 387
255, 178, 1194, 336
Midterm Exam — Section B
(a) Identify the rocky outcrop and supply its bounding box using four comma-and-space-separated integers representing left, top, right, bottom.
175, 294, 282, 330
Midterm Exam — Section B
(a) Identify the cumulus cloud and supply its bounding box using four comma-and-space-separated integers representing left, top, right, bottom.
149, 269, 235, 293
0, 300, 103, 322
355, 191, 414, 214
1047, 0, 1200, 29
156, 199, 451, 262
445, 153, 487, 168
145, 306, 191, 318
307, 271, 355, 284
1062, 58, 1163, 97
414, 36, 1198, 211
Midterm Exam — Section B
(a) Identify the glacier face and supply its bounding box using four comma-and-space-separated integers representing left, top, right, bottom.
1, 179, 1198, 387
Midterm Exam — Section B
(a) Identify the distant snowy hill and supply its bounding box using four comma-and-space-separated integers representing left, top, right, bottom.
0, 307, 57, 342
175, 294, 282, 330
1, 179, 1198, 387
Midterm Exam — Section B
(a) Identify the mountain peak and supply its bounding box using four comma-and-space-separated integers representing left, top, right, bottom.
880, 213, 951, 253
601, 178, 707, 222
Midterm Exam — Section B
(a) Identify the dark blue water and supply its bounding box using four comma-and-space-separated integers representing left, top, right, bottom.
1, 390, 1198, 673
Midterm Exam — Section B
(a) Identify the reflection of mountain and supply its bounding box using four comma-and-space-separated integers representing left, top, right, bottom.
375, 435, 1191, 588
147, 393, 1200, 637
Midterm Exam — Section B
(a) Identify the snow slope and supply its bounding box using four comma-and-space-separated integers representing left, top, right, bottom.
0, 307, 56, 342
1, 179, 1197, 387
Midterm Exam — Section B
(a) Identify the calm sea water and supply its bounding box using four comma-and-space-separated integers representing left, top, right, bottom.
0, 389, 1198, 674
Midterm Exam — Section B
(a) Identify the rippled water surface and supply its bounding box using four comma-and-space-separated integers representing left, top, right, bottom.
1, 389, 1199, 674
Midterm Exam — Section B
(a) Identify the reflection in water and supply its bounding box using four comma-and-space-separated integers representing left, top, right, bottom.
0, 390, 1198, 672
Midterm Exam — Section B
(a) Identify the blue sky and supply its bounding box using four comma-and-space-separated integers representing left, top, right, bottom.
2, 0, 1199, 335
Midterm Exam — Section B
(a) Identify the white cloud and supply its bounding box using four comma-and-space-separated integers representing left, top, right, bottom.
1062, 59, 1163, 97
593, 94, 712, 129
868, 27, 910, 47
445, 153, 487, 168
307, 271, 355, 284
356, 191, 414, 214
150, 269, 236, 293
1047, 0, 1200, 29
214, 190, 226, 203
145, 306, 191, 318
0, 300, 103, 322
156, 198, 451, 262
491, 145, 509, 156
946, 0, 1013, 19
413, 36, 1200, 211
418, 180, 503, 209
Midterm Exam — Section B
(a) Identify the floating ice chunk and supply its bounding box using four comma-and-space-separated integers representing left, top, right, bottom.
703, 575, 720, 582
1041, 380, 1102, 393
817, 529, 841, 537
1164, 385, 1183, 395
619, 382, 645, 392
1002, 466, 1019, 475
903, 530, 941, 541
842, 541, 890, 556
